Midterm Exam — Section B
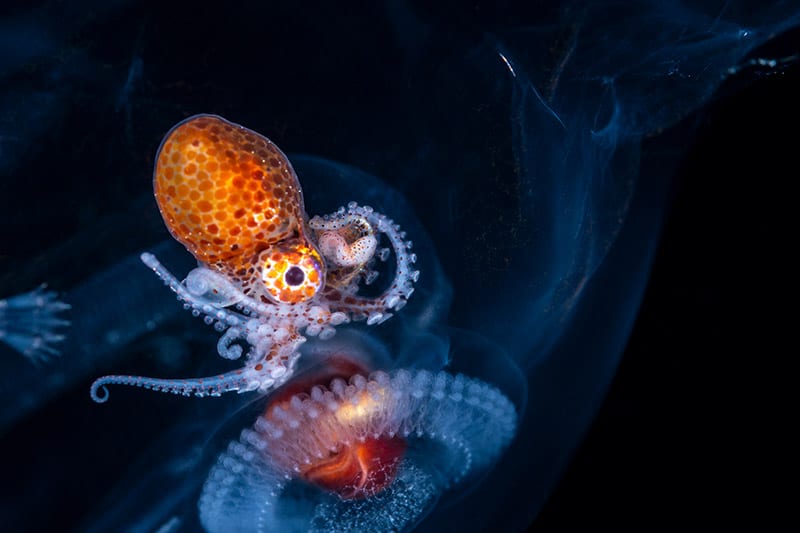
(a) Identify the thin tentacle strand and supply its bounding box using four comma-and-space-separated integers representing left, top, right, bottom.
0, 284, 71, 364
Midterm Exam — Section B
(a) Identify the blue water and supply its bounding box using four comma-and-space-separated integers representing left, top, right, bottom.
1, 1, 797, 531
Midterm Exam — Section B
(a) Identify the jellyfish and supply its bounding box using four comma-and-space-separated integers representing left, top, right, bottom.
198, 330, 522, 533
1, 1, 799, 532
0, 238, 200, 431
0, 284, 70, 364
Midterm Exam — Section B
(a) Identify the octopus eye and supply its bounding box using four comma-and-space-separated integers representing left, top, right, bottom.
285, 266, 305, 286
258, 246, 324, 304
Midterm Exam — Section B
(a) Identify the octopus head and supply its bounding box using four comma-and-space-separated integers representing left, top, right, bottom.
257, 239, 325, 304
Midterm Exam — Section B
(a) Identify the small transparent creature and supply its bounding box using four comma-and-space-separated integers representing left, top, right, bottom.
0, 284, 70, 365
91, 115, 418, 402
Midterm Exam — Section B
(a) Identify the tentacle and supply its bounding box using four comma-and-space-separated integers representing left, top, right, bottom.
0, 284, 71, 364
140, 253, 249, 326
217, 326, 245, 360
141, 253, 305, 324
185, 267, 245, 307
140, 253, 347, 362
90, 370, 253, 403
317, 230, 378, 267
91, 326, 309, 403
90, 349, 302, 402
310, 212, 378, 268
310, 203, 419, 321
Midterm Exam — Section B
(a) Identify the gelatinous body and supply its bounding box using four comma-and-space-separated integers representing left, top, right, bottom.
90, 115, 418, 402
0, 284, 70, 364
199, 361, 517, 533
2, 2, 798, 533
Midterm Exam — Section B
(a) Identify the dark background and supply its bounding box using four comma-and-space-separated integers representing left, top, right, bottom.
535, 59, 797, 530
1, 1, 796, 531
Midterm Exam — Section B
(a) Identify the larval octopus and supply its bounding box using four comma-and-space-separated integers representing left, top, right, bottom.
90, 114, 417, 402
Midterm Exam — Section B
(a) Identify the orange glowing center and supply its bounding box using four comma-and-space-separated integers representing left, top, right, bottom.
301, 437, 406, 499
266, 357, 406, 499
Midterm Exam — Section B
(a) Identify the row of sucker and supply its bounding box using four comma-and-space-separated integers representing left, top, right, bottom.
311, 203, 419, 323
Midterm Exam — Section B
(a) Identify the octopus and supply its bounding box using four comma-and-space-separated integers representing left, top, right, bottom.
90, 115, 418, 402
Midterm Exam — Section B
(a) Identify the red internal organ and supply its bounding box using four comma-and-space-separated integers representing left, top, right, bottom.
265, 355, 407, 499
301, 436, 406, 499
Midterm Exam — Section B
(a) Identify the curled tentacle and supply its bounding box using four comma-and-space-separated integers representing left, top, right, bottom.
311, 203, 419, 320
90, 371, 252, 403
91, 323, 308, 403
141, 253, 249, 327
89, 349, 301, 403
217, 327, 245, 360
185, 267, 244, 306
144, 252, 348, 336
141, 253, 304, 326
311, 212, 378, 268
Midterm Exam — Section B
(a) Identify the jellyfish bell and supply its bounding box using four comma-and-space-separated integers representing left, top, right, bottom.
198, 330, 522, 533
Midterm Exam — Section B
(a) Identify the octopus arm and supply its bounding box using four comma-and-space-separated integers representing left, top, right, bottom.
312, 203, 419, 321
89, 368, 257, 403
